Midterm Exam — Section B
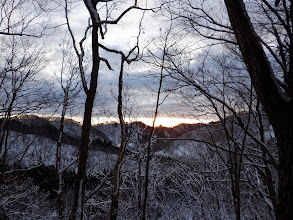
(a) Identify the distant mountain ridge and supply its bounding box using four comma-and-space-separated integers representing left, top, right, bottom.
4, 114, 210, 144
2, 114, 250, 159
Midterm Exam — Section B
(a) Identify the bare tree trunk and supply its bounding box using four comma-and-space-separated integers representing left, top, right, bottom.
276, 125, 293, 220
142, 43, 166, 220
0, 92, 16, 188
65, 0, 142, 218
256, 101, 278, 217
110, 57, 127, 220
137, 151, 143, 218
56, 87, 69, 220
224, 1, 293, 219
69, 20, 100, 220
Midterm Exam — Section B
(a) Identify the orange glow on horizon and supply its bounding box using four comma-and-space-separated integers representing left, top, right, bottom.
17, 114, 211, 127
86, 116, 210, 127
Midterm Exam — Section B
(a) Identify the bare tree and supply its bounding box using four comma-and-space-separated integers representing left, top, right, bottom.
0, 36, 50, 188
141, 23, 174, 220
223, 1, 293, 219
97, 39, 140, 220
167, 53, 277, 218
54, 39, 81, 220
159, 0, 291, 218
0, 0, 53, 37
64, 0, 150, 218
0, 0, 61, 189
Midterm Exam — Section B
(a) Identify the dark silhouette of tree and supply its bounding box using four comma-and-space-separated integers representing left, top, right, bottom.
223, 1, 293, 219
65, 0, 149, 218
160, 0, 291, 218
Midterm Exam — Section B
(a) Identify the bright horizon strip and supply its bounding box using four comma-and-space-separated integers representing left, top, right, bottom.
71, 116, 210, 127
18, 114, 211, 127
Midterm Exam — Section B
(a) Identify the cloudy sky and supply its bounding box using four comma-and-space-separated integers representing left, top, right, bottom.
3, 0, 213, 127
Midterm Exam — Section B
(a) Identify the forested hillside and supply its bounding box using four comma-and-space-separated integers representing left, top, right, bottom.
0, 115, 276, 219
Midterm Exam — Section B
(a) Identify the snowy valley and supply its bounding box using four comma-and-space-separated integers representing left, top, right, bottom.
0, 115, 277, 219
